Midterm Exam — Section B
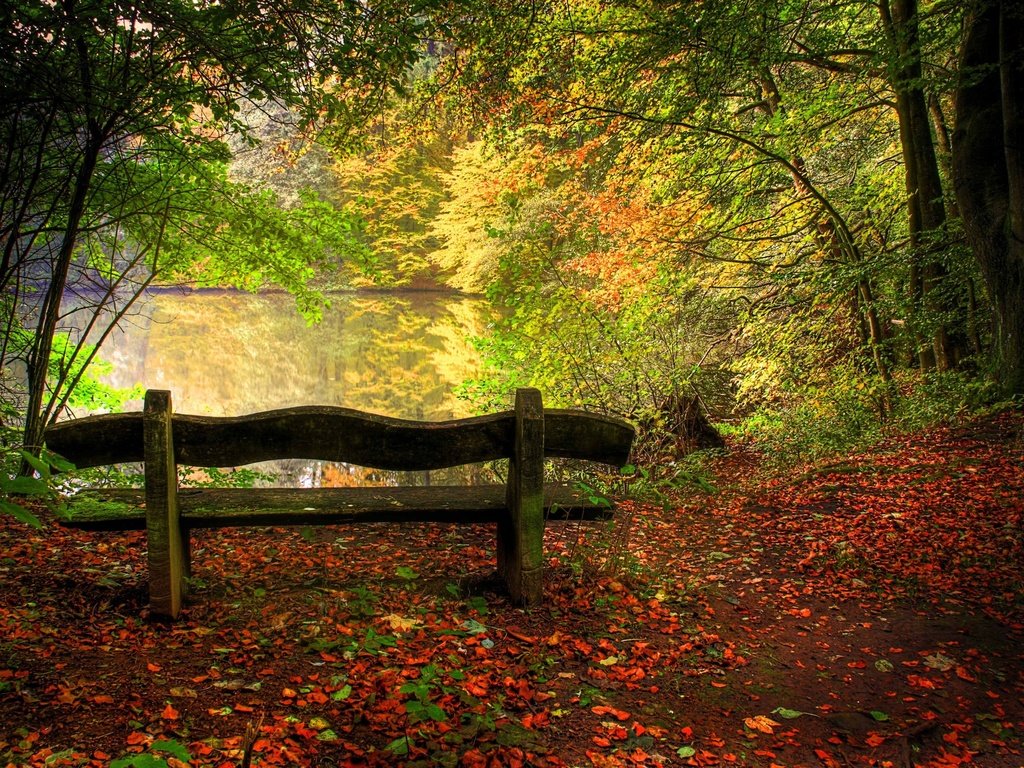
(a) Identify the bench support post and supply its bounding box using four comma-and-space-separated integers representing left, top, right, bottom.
144, 390, 186, 618
498, 388, 545, 605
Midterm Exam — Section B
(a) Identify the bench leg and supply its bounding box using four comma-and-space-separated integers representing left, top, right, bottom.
499, 388, 545, 605
144, 390, 187, 619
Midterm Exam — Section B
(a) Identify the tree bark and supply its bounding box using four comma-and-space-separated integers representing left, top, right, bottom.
21, 130, 102, 455
953, 0, 1024, 397
881, 0, 965, 371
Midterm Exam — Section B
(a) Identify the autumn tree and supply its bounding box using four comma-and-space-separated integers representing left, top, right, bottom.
426, 0, 1018, 436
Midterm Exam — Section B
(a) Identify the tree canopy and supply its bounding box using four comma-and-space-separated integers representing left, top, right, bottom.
1, 0, 1022, 473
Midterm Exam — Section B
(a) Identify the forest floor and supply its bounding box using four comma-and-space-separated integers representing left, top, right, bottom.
1, 409, 1023, 768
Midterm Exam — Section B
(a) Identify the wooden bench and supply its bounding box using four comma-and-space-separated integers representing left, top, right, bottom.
44, 388, 634, 619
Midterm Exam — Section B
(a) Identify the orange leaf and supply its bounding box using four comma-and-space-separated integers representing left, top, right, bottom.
955, 666, 977, 682
865, 733, 885, 747
744, 715, 780, 734
161, 703, 179, 720
592, 705, 631, 721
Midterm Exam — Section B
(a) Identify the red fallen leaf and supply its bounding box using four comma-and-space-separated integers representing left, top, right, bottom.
606, 725, 628, 740
907, 674, 937, 689
744, 716, 780, 734
93, 751, 111, 761
147, 663, 161, 673
521, 710, 550, 729
592, 705, 631, 721
592, 735, 612, 747
461, 749, 488, 768
161, 703, 180, 720
126, 732, 148, 746
865, 733, 885, 747
282, 687, 298, 698
955, 666, 977, 682
91, 695, 115, 704
55, 687, 78, 704
234, 704, 254, 713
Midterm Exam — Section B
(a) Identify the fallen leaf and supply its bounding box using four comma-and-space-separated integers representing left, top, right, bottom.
744, 715, 781, 734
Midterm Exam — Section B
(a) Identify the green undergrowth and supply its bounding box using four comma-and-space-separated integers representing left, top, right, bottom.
723, 370, 1014, 471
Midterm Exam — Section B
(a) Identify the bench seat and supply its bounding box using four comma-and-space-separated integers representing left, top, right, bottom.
60, 482, 612, 530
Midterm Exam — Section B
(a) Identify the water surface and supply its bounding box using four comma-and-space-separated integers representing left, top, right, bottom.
93, 288, 493, 485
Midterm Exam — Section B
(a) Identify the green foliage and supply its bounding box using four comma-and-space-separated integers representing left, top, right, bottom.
178, 466, 275, 490
0, 445, 73, 527
729, 369, 1002, 469
423, 0, 1001, 457
400, 663, 454, 724
48, 334, 144, 414
110, 739, 191, 768
734, 375, 889, 468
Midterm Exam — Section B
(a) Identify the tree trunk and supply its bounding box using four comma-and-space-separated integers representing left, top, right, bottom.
952, 0, 1024, 397
881, 0, 965, 371
21, 132, 102, 455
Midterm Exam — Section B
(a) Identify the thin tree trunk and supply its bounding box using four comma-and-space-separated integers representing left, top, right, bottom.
22, 132, 101, 454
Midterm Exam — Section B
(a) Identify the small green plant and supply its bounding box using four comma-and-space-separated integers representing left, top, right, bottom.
0, 447, 74, 527
618, 462, 717, 508
396, 565, 419, 581
399, 664, 452, 723
110, 739, 192, 768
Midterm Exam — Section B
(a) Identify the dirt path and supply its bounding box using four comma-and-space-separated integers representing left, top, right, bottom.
1, 411, 1021, 767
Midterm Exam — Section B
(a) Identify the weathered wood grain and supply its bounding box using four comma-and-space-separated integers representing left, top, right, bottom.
499, 388, 546, 605
45, 405, 633, 470
143, 390, 187, 619
46, 387, 635, 618
59, 483, 613, 530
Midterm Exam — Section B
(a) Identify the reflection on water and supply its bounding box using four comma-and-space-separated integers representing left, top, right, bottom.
92, 288, 496, 486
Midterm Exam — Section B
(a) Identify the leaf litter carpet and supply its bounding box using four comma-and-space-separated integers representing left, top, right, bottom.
1, 410, 1022, 767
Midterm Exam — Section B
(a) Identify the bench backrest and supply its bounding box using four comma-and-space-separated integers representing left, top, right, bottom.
45, 389, 635, 472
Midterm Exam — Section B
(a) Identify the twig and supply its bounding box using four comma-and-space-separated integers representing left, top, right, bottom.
239, 712, 266, 768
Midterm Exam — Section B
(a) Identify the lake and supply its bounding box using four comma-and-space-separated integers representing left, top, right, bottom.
90, 288, 495, 486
